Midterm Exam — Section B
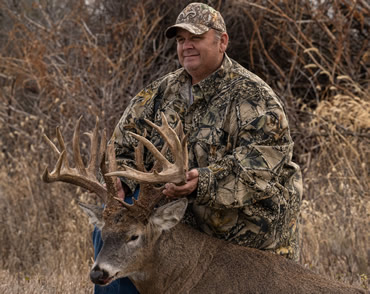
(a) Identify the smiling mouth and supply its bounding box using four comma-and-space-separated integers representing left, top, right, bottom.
184, 54, 199, 58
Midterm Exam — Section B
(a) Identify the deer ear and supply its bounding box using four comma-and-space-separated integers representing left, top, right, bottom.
79, 202, 105, 230
150, 198, 188, 231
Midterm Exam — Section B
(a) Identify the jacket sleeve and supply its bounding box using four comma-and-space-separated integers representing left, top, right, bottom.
195, 93, 302, 209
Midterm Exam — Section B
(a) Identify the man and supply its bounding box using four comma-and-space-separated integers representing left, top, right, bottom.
94, 2, 303, 293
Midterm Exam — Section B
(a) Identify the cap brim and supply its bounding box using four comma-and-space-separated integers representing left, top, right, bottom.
165, 23, 210, 39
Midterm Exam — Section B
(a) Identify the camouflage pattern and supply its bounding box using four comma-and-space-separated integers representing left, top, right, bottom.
165, 2, 226, 38
111, 54, 303, 261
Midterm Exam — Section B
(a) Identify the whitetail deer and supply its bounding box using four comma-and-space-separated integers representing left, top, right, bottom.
43, 114, 365, 294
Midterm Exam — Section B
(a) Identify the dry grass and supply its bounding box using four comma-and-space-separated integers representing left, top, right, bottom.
300, 93, 369, 289
0, 268, 92, 294
0, 0, 368, 292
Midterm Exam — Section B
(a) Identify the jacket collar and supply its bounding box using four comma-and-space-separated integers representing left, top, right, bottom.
179, 54, 233, 104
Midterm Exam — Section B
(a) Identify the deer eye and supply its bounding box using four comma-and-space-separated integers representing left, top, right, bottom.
129, 235, 139, 242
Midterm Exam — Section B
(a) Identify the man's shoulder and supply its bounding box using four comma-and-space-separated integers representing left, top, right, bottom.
132, 68, 186, 107
224, 58, 285, 110
228, 58, 270, 88
227, 58, 280, 97
149, 68, 187, 89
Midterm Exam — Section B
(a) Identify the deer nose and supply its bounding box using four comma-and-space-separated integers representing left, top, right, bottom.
90, 266, 110, 285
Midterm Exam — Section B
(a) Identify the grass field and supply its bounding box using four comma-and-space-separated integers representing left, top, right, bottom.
0, 0, 368, 292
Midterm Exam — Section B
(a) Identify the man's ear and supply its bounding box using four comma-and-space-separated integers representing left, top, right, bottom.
150, 198, 188, 232
78, 202, 105, 230
220, 32, 229, 53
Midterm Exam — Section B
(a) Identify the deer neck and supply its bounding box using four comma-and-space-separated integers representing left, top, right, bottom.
130, 223, 221, 294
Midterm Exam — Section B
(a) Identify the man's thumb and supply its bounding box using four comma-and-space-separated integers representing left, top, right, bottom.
186, 168, 199, 180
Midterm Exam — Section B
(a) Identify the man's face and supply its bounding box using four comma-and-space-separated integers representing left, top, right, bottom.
176, 28, 228, 84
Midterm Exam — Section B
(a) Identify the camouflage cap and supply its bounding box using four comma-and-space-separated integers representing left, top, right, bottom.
165, 2, 226, 39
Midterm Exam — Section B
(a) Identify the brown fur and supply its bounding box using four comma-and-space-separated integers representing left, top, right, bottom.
131, 223, 365, 294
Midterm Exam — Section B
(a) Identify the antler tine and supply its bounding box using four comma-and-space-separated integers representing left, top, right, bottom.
144, 113, 182, 166
42, 150, 66, 180
73, 116, 87, 176
172, 116, 188, 173
56, 126, 70, 169
106, 113, 187, 185
143, 112, 187, 183
42, 117, 108, 202
152, 116, 185, 172
42, 127, 70, 178
86, 116, 100, 175
43, 132, 61, 155
134, 128, 147, 172
98, 128, 107, 170
129, 132, 169, 169
104, 143, 118, 197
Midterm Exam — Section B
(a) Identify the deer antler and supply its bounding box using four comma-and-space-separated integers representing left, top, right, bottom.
42, 116, 109, 202
43, 113, 188, 219
105, 113, 188, 217
106, 112, 188, 186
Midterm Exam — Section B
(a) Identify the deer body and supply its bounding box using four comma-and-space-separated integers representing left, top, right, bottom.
43, 115, 365, 294
85, 199, 364, 294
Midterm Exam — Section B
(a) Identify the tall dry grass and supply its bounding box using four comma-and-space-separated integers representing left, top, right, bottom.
0, 0, 368, 292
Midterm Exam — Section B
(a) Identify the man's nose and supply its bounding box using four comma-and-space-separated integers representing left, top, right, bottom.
182, 39, 194, 50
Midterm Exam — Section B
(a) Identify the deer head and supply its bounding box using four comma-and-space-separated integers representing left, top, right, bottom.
43, 113, 189, 286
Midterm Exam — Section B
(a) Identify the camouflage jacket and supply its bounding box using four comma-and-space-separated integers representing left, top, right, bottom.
112, 54, 303, 260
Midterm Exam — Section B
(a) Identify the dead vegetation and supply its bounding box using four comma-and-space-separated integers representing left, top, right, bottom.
0, 0, 368, 292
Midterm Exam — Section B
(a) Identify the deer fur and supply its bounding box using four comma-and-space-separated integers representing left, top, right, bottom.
82, 198, 365, 294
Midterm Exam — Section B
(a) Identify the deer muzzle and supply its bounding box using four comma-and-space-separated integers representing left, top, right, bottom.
90, 265, 113, 285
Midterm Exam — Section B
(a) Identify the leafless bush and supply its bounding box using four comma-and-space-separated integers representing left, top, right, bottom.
0, 0, 368, 292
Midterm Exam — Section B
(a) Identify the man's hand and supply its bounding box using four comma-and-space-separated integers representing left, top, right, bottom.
163, 169, 199, 198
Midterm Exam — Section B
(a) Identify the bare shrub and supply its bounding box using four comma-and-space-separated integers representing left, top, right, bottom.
0, 0, 368, 291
